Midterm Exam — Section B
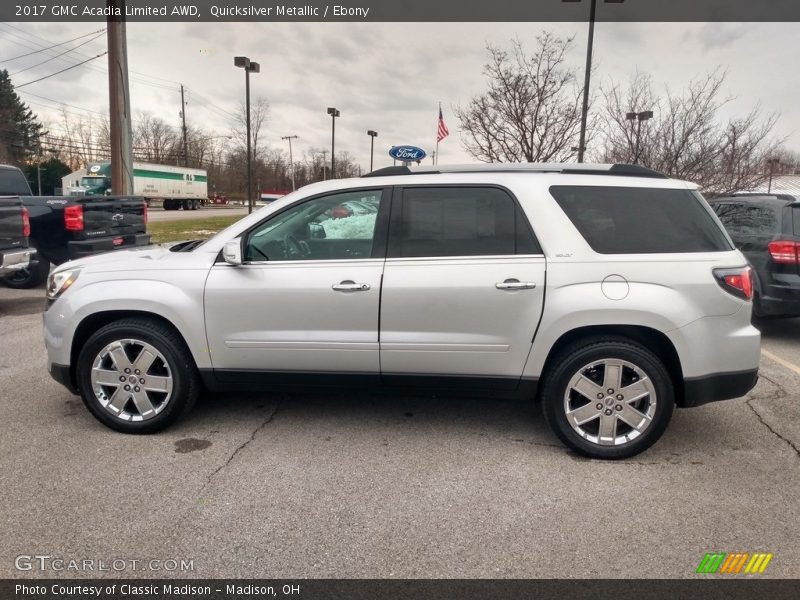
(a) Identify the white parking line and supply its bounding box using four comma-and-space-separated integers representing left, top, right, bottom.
762, 349, 800, 377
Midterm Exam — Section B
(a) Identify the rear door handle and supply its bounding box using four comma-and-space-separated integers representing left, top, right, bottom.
496, 279, 537, 290
332, 280, 371, 292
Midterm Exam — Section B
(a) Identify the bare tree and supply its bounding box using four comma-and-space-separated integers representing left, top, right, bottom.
133, 113, 179, 164
601, 70, 783, 194
232, 96, 269, 164
456, 33, 584, 163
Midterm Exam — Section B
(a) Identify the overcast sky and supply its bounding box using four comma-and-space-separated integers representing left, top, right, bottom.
2, 21, 798, 171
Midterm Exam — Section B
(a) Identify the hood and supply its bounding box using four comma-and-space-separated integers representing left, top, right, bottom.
53, 246, 175, 274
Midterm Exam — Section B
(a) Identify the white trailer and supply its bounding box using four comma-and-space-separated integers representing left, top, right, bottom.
62, 162, 209, 210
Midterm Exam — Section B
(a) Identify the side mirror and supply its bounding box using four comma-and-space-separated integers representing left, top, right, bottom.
222, 239, 242, 265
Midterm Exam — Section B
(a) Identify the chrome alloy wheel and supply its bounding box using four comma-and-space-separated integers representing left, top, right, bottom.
563, 359, 657, 446
90, 338, 174, 422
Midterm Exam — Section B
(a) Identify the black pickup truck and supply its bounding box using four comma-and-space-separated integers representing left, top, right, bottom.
0, 195, 32, 279
0, 164, 151, 288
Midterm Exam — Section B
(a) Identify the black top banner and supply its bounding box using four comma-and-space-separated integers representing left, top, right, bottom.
3, 0, 800, 22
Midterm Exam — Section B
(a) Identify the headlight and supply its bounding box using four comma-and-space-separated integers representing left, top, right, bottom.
46, 269, 81, 300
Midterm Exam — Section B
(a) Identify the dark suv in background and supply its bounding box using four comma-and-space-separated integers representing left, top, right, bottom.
710, 193, 800, 317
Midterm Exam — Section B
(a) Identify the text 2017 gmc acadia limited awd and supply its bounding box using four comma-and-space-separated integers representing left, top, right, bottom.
43, 164, 761, 459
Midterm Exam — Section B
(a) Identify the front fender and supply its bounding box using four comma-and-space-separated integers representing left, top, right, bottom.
44, 276, 211, 369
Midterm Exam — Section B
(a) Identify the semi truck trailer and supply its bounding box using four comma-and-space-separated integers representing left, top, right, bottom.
63, 162, 208, 210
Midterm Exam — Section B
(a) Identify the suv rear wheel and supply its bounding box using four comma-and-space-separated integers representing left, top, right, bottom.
76, 317, 199, 433
541, 336, 674, 459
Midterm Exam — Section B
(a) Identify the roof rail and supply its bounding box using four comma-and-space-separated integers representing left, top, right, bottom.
362, 162, 667, 179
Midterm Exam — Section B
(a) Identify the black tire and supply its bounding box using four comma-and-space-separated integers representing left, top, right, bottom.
76, 317, 199, 433
2, 255, 50, 289
541, 336, 675, 460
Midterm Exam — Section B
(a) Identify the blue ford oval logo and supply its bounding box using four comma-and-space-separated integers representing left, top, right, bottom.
389, 145, 427, 161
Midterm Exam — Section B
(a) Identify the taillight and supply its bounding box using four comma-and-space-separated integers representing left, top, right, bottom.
21, 207, 30, 237
767, 240, 800, 264
713, 266, 754, 301
64, 205, 84, 231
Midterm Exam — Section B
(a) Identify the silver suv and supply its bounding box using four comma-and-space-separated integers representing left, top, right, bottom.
43, 163, 760, 459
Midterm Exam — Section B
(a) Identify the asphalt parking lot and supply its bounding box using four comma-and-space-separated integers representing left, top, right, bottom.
1, 283, 798, 579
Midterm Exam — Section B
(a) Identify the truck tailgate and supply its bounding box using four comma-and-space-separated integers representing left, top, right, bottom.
0, 196, 26, 251
77, 196, 146, 238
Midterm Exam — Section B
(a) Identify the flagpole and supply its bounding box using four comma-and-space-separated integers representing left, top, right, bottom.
435, 101, 440, 165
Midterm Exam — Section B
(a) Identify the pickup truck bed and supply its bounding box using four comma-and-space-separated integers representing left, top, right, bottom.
1, 164, 150, 288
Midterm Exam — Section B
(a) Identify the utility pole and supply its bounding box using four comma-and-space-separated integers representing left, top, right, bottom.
107, 0, 133, 194
281, 135, 297, 191
180, 84, 189, 167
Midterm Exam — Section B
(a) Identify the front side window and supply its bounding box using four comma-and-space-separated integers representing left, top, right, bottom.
244, 190, 383, 262
391, 186, 539, 258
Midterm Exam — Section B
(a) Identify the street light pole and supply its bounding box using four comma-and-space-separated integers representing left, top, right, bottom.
367, 130, 378, 172
564, 0, 625, 163
235, 56, 260, 214
327, 107, 340, 178
626, 110, 653, 164
767, 158, 780, 193
282, 135, 298, 191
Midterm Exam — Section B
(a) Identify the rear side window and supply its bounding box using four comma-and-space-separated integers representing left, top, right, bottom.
793, 206, 800, 236
549, 186, 732, 254
391, 186, 541, 258
0, 169, 32, 196
713, 202, 779, 236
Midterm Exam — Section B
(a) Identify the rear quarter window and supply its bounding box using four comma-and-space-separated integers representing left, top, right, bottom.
549, 185, 732, 254
713, 202, 779, 236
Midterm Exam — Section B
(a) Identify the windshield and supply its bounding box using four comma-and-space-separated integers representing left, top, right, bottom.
80, 176, 109, 192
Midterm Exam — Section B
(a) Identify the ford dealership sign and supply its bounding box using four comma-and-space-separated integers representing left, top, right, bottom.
389, 145, 427, 162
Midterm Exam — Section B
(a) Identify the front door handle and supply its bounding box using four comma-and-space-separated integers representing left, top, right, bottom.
332, 280, 371, 292
496, 279, 537, 290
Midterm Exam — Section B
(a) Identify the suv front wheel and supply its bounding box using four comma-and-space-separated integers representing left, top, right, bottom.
541, 337, 674, 459
76, 318, 199, 433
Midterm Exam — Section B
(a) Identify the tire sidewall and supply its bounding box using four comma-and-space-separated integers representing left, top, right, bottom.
2, 255, 50, 289
76, 322, 193, 433
542, 341, 674, 459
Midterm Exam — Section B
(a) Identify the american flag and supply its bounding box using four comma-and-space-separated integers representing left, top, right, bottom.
437, 105, 449, 142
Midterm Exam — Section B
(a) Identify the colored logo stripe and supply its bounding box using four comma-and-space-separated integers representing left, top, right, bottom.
697, 552, 773, 574
745, 553, 773, 574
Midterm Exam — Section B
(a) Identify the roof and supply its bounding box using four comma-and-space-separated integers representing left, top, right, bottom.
363, 162, 667, 179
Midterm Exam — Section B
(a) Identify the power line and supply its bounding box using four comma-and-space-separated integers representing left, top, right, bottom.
11, 31, 107, 76
185, 88, 238, 120
16, 52, 109, 89
2, 22, 181, 91
0, 27, 105, 62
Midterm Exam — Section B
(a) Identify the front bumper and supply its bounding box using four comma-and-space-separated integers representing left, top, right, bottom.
48, 362, 78, 394
680, 369, 759, 408
0, 248, 33, 276
67, 233, 151, 260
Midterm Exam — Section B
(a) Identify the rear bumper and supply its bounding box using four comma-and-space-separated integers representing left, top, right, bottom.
680, 369, 759, 408
67, 233, 151, 260
756, 292, 800, 317
0, 248, 33, 275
